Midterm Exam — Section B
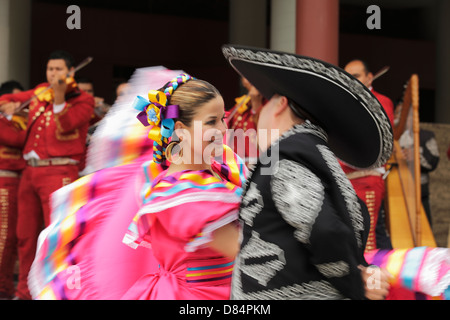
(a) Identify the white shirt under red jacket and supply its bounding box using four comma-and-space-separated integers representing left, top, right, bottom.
339, 87, 394, 252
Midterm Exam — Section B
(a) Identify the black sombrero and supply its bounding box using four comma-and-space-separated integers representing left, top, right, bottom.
222, 44, 393, 170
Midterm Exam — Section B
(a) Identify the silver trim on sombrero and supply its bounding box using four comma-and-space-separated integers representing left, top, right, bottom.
222, 46, 393, 169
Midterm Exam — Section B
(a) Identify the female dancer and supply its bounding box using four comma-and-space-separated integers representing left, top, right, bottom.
121, 74, 247, 299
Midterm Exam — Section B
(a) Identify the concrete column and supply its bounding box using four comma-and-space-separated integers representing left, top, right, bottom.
435, 0, 450, 123
0, 0, 11, 83
270, 0, 296, 53
295, 0, 339, 65
0, 0, 31, 89
229, 0, 267, 48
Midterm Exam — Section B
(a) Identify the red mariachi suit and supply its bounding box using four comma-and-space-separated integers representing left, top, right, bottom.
0, 115, 26, 298
340, 88, 394, 252
226, 95, 260, 166
0, 83, 94, 299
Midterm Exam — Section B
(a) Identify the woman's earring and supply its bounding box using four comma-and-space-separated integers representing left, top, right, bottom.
166, 137, 183, 164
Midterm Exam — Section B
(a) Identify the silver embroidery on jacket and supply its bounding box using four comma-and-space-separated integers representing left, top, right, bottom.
240, 182, 264, 227
239, 231, 286, 286
317, 145, 364, 247
271, 159, 324, 244
315, 261, 350, 278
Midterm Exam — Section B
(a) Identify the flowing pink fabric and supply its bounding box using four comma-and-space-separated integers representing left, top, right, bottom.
68, 157, 159, 299
121, 170, 245, 298
121, 199, 238, 300
29, 152, 159, 299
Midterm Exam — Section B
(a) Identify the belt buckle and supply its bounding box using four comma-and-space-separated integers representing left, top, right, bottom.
29, 158, 38, 167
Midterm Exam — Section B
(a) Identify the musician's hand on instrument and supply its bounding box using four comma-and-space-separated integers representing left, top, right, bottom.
248, 85, 264, 112
359, 265, 392, 300
0, 101, 20, 116
94, 96, 104, 107
51, 74, 68, 105
401, 147, 413, 162
93, 97, 110, 118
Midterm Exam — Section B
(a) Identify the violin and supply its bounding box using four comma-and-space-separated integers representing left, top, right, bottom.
60, 75, 79, 95
35, 75, 80, 104
11, 112, 28, 130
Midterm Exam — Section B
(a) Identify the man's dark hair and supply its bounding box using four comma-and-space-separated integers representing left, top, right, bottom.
48, 50, 75, 69
359, 60, 371, 74
0, 80, 24, 95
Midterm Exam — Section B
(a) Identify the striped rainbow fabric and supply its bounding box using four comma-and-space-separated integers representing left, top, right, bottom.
29, 159, 165, 299
185, 258, 234, 284
28, 172, 101, 299
365, 247, 450, 299
123, 144, 247, 250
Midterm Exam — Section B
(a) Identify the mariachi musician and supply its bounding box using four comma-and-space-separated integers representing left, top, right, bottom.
0, 50, 95, 300
340, 59, 395, 252
0, 82, 27, 299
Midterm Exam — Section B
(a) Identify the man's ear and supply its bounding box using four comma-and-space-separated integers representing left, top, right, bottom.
273, 96, 290, 117
366, 72, 374, 87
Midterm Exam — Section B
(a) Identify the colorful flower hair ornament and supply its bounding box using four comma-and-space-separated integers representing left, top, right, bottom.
133, 73, 194, 164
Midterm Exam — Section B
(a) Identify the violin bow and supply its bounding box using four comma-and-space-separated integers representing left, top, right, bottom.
16, 56, 94, 112
372, 65, 390, 82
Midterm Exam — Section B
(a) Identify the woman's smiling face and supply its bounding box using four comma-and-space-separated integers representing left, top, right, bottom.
175, 95, 227, 164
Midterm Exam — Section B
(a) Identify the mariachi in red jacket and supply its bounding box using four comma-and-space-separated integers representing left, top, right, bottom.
0, 83, 95, 165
